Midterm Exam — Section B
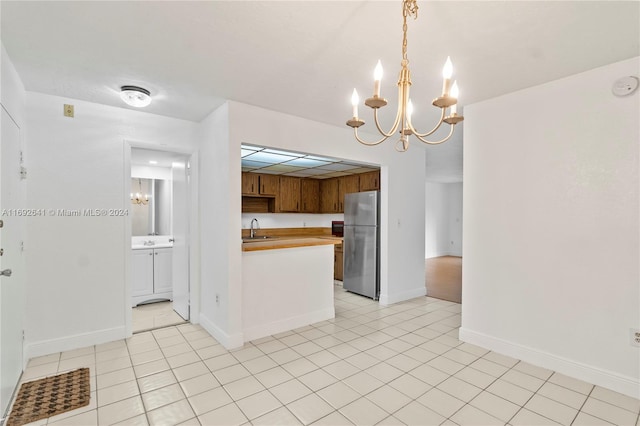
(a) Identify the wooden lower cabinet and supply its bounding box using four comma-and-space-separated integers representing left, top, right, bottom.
334, 243, 343, 281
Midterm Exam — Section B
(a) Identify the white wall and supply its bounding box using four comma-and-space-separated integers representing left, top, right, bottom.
461, 57, 639, 398
24, 92, 199, 357
425, 182, 462, 258
1, 45, 26, 127
131, 165, 171, 180
448, 183, 463, 257
240, 213, 343, 230
198, 103, 244, 347
230, 102, 427, 308
199, 101, 427, 348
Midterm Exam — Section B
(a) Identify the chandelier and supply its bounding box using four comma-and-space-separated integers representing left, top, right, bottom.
131, 178, 150, 205
346, 0, 464, 152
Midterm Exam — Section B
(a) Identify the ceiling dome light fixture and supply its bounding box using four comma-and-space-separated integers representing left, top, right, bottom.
346, 0, 464, 152
120, 85, 152, 108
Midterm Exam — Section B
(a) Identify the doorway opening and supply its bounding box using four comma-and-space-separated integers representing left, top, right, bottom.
129, 147, 192, 333
424, 182, 463, 304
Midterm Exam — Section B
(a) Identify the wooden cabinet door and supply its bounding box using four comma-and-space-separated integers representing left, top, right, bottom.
259, 174, 279, 196
153, 248, 173, 295
132, 249, 154, 299
338, 175, 360, 212
359, 171, 380, 192
301, 179, 320, 213
279, 176, 301, 212
320, 178, 339, 213
241, 172, 259, 195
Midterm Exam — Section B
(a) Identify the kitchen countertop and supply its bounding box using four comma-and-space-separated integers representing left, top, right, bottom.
242, 236, 342, 252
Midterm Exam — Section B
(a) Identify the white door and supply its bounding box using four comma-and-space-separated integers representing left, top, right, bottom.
0, 108, 25, 414
171, 160, 189, 320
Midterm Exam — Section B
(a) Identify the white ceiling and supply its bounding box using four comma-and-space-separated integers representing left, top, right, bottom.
2, 1, 638, 182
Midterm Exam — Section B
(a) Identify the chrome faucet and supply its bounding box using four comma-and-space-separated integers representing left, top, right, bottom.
250, 218, 259, 238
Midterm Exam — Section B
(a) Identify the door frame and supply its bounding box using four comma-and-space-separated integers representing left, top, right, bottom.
123, 140, 200, 336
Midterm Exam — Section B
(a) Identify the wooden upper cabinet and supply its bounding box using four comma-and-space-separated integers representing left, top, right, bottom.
278, 176, 301, 212
301, 179, 320, 213
242, 172, 279, 196
241, 172, 260, 195
338, 175, 360, 212
320, 178, 339, 213
359, 170, 381, 192
259, 174, 279, 196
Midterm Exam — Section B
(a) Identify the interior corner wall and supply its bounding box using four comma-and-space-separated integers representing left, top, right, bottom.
425, 182, 462, 258
227, 101, 427, 308
198, 103, 244, 348
24, 92, 199, 358
461, 57, 640, 398
1, 44, 26, 127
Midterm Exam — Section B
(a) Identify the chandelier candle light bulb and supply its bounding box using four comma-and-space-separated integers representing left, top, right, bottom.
351, 89, 360, 118
442, 56, 453, 96
374, 60, 383, 97
345, 0, 464, 151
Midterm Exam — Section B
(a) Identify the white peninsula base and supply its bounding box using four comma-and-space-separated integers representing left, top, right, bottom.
242, 244, 335, 342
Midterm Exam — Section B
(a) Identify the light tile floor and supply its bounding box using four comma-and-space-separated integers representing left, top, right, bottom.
132, 301, 187, 333
15, 285, 640, 426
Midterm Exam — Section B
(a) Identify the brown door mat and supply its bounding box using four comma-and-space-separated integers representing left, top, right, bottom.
6, 368, 90, 426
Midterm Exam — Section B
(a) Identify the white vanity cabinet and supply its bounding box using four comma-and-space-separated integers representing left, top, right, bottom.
132, 247, 173, 306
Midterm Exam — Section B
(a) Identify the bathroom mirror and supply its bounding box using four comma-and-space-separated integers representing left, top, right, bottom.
131, 177, 171, 236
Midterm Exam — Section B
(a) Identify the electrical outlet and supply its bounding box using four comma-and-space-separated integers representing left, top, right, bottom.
630, 328, 640, 347
63, 104, 74, 117
215, 294, 220, 305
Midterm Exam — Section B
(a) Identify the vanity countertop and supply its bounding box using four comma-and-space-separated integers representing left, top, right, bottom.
132, 243, 173, 250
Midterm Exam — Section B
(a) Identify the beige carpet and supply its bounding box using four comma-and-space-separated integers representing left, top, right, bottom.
425, 256, 462, 303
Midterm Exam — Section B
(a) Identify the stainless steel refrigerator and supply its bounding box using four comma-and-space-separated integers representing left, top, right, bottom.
343, 191, 380, 300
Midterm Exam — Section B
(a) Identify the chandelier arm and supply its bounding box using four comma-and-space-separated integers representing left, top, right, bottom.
373, 106, 401, 138
413, 124, 456, 145
353, 127, 391, 146
408, 108, 446, 138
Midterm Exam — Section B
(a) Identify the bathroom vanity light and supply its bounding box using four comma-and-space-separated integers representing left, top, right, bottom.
131, 178, 151, 205
120, 86, 152, 107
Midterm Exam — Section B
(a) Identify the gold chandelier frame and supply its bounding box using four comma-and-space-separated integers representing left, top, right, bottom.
346, 0, 464, 152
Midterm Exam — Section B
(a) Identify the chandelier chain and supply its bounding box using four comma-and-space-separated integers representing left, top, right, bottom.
401, 0, 418, 60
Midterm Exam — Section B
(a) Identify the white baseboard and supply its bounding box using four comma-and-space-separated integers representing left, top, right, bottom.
379, 287, 426, 306
243, 307, 335, 343
199, 314, 244, 350
25, 326, 127, 361
459, 328, 640, 399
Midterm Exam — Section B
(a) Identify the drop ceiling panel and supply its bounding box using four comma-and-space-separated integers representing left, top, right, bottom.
239, 144, 379, 179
